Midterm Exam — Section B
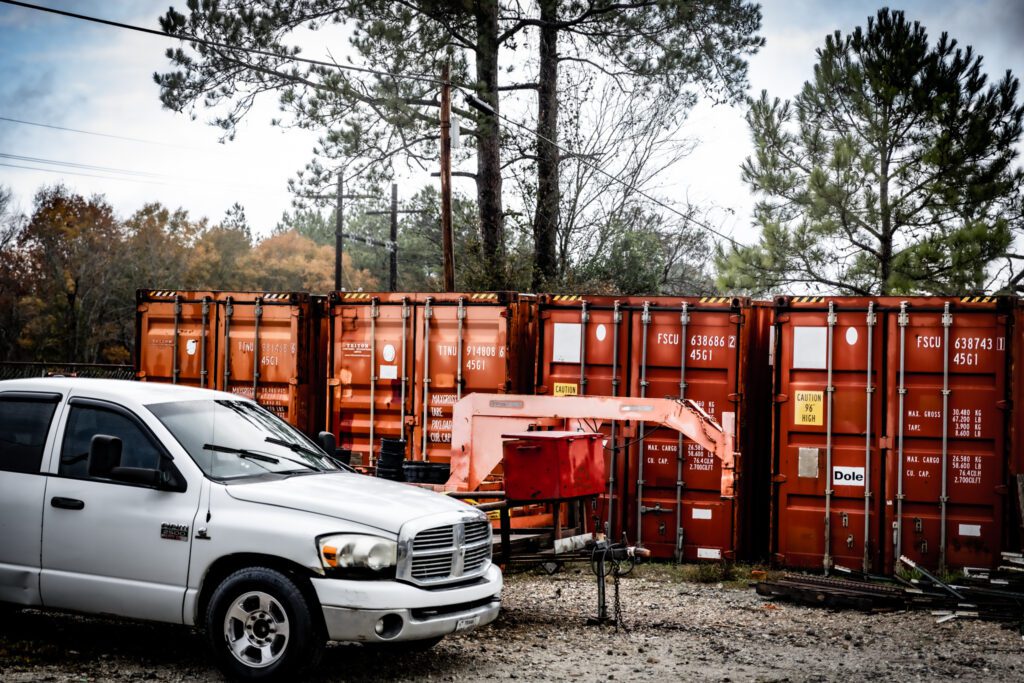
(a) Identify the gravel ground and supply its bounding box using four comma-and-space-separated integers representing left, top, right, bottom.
2, 565, 1022, 682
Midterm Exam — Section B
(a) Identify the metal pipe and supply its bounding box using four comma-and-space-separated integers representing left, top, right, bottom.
421, 297, 433, 461
579, 301, 589, 395
222, 297, 233, 391
252, 297, 262, 403
863, 302, 876, 573
824, 301, 836, 574
400, 297, 410, 442
895, 301, 909, 563
369, 298, 379, 466
636, 301, 651, 545
456, 297, 465, 400
200, 297, 210, 389
608, 300, 621, 538
939, 302, 952, 573
675, 302, 690, 563
171, 295, 181, 384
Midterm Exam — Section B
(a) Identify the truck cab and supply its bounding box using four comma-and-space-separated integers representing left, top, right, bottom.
0, 378, 500, 681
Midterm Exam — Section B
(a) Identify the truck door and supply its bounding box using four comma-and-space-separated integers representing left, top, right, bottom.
40, 397, 202, 623
0, 391, 63, 605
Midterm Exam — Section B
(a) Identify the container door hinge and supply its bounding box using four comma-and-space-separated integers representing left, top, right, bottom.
774, 393, 789, 403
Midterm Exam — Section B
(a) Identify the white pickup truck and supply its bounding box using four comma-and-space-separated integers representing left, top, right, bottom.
0, 378, 501, 681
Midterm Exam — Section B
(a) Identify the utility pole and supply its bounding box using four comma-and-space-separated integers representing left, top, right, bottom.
440, 61, 455, 292
390, 183, 398, 292
334, 174, 344, 291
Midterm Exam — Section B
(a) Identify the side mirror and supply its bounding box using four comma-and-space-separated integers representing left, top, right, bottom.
109, 466, 166, 487
88, 434, 122, 478
318, 431, 337, 455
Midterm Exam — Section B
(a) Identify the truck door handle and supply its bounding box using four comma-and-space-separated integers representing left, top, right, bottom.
51, 497, 85, 510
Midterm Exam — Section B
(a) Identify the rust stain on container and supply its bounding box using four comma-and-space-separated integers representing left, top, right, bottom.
771, 296, 1011, 574
328, 292, 536, 466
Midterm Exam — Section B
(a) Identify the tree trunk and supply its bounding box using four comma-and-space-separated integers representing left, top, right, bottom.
474, 0, 505, 289
878, 112, 892, 295
532, 0, 559, 290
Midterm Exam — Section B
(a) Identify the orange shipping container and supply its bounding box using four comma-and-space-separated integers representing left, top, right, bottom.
136, 290, 218, 389
328, 292, 537, 467
136, 289, 327, 436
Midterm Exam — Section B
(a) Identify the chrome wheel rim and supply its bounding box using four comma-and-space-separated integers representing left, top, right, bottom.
223, 591, 290, 669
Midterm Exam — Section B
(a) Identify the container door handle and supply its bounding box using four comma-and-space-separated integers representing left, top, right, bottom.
51, 497, 85, 510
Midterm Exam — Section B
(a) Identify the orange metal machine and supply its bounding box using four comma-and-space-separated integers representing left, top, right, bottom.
444, 393, 737, 531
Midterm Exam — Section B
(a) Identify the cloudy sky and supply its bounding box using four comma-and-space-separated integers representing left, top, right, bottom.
0, 1, 1022, 244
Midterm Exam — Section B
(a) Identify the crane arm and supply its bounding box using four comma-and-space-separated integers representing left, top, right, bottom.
444, 393, 736, 495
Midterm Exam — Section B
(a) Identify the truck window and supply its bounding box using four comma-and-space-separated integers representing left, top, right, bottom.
60, 406, 163, 479
0, 398, 59, 474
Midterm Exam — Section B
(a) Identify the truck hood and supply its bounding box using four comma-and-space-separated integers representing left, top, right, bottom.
223, 472, 474, 534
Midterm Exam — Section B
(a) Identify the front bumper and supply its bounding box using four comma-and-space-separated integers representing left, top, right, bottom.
311, 563, 502, 643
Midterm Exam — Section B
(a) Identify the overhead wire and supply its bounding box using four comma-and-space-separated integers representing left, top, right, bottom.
0, 0, 748, 248
0, 115, 207, 150
0, 0, 444, 86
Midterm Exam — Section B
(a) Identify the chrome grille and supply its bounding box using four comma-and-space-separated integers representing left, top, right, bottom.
399, 514, 493, 586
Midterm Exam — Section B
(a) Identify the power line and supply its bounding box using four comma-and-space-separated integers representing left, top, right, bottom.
0, 153, 278, 192
0, 0, 443, 86
0, 115, 205, 150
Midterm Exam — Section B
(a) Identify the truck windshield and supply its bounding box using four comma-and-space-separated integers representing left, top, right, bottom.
148, 399, 343, 480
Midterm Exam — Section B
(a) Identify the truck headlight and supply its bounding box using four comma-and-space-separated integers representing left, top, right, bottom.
318, 534, 397, 578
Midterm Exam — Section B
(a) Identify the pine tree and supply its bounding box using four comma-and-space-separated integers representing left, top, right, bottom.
717, 8, 1024, 296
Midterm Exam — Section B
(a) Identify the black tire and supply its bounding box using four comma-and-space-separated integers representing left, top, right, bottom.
205, 567, 323, 682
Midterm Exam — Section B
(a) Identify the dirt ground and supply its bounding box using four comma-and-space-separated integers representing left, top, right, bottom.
2, 564, 1022, 682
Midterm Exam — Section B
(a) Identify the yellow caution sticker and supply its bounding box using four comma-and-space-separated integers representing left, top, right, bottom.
795, 390, 824, 426
553, 382, 579, 397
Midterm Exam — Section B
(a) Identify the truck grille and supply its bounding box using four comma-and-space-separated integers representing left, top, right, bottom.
401, 518, 492, 586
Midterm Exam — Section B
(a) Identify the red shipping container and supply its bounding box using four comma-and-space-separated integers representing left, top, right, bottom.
771, 296, 1011, 574
1012, 300, 1024, 552
501, 431, 605, 501
536, 295, 771, 562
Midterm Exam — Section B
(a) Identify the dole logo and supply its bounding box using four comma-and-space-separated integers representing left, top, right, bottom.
833, 466, 865, 486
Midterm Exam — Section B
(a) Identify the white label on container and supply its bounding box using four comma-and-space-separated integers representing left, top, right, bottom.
379, 364, 398, 380
845, 327, 859, 346
833, 466, 866, 487
793, 326, 828, 369
692, 508, 712, 520
382, 343, 396, 362
552, 323, 582, 363
959, 524, 982, 537
186, 339, 198, 356
595, 323, 607, 342
697, 548, 722, 560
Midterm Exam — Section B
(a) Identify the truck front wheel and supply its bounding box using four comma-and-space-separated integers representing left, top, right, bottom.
205, 567, 323, 681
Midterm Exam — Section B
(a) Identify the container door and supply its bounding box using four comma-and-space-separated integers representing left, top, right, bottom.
218, 294, 308, 431
884, 299, 1008, 573
330, 296, 413, 466
136, 291, 217, 388
537, 296, 630, 537
629, 299, 742, 561
773, 300, 884, 572
413, 296, 511, 463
